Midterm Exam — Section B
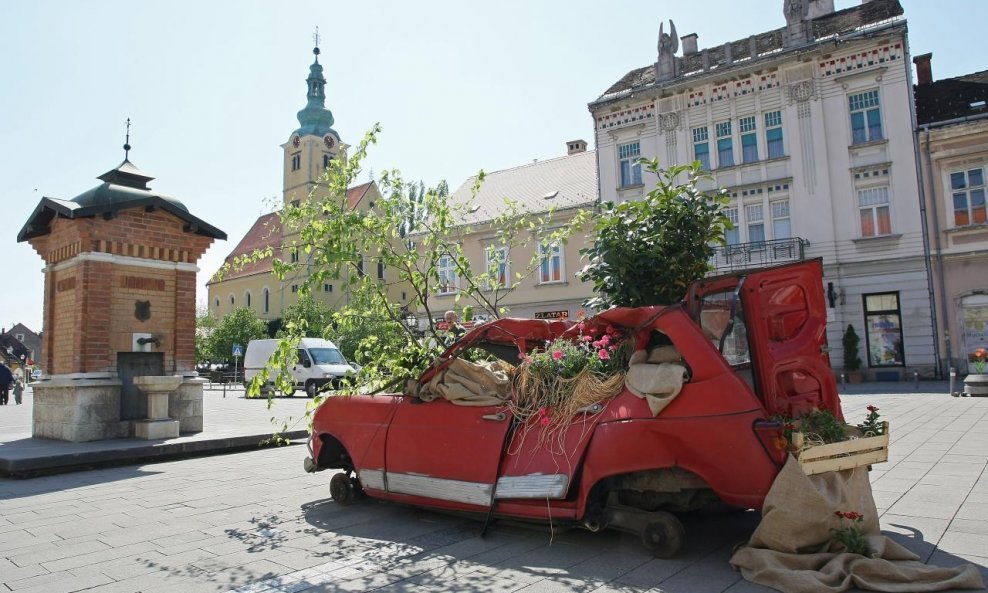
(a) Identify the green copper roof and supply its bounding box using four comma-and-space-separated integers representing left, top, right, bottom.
295, 46, 338, 139
71, 159, 188, 212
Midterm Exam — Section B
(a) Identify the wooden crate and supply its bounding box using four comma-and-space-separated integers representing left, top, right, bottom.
792, 421, 889, 476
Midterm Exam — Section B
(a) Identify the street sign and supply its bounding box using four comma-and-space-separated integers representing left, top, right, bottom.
232, 344, 243, 358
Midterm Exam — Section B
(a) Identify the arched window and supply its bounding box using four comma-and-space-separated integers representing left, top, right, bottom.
263, 288, 270, 314
245, 291, 252, 309
214, 297, 219, 308
229, 294, 235, 307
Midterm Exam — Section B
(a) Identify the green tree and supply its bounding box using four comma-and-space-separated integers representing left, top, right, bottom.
578, 161, 731, 308
239, 124, 588, 398
195, 308, 218, 365
277, 294, 333, 338
209, 307, 268, 362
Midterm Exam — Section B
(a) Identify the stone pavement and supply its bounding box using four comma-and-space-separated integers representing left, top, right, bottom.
0, 387, 986, 593
0, 385, 312, 476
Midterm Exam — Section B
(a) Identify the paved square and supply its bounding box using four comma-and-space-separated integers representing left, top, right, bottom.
1, 391, 986, 593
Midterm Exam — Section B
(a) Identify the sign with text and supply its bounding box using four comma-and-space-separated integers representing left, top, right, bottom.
534, 310, 569, 320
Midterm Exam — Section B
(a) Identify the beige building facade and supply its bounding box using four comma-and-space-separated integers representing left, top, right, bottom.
914, 56, 988, 374
589, 0, 937, 379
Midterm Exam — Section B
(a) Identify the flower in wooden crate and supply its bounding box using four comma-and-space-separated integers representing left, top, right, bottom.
858, 405, 884, 437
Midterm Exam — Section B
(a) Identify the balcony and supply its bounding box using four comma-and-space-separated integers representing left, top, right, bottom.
708, 237, 807, 273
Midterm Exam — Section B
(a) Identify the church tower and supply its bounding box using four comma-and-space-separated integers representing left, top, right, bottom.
282, 30, 347, 208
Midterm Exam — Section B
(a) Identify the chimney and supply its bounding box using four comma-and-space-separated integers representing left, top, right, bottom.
681, 33, 699, 55
567, 139, 588, 155
806, 0, 835, 19
913, 53, 933, 86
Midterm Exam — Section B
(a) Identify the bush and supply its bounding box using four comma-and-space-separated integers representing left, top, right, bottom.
842, 324, 862, 372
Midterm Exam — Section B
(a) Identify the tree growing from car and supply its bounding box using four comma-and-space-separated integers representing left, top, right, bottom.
224, 124, 588, 400
578, 161, 732, 308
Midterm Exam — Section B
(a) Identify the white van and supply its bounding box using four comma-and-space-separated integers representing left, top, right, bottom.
243, 338, 356, 397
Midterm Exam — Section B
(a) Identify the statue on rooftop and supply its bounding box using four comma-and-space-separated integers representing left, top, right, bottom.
657, 20, 678, 81
784, 0, 810, 26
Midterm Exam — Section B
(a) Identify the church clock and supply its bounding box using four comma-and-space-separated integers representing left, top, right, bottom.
324, 135, 336, 149
292, 135, 301, 148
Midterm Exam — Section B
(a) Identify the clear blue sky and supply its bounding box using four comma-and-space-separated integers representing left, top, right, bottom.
1, 0, 982, 335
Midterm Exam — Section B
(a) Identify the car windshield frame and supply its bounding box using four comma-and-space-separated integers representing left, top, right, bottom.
309, 347, 347, 365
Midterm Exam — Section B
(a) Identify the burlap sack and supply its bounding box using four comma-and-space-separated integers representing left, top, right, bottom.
625, 350, 688, 416
730, 456, 984, 592
418, 358, 512, 407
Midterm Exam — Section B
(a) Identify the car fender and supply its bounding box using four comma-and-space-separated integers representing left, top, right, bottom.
575, 411, 778, 517
310, 394, 401, 476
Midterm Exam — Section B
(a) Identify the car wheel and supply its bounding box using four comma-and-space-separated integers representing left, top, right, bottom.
330, 473, 355, 506
305, 381, 317, 398
640, 511, 685, 558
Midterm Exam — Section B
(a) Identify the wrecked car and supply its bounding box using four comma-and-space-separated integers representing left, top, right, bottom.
304, 259, 842, 557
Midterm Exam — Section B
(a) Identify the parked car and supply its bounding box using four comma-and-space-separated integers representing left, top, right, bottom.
244, 338, 356, 397
304, 259, 841, 557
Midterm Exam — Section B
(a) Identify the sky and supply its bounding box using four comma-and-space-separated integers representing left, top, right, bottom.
1, 0, 985, 335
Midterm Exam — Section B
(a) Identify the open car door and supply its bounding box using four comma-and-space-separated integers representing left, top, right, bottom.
687, 259, 841, 420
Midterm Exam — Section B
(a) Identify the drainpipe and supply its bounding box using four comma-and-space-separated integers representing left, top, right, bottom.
905, 37, 941, 378
922, 124, 952, 374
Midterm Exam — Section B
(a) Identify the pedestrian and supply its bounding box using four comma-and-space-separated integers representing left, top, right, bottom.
443, 310, 465, 345
12, 378, 23, 405
0, 363, 11, 405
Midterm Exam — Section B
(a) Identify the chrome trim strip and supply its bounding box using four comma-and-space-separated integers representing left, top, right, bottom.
358, 468, 386, 491
386, 472, 492, 506
495, 474, 569, 499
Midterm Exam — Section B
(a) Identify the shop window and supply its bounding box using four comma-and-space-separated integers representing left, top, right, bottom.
863, 292, 904, 367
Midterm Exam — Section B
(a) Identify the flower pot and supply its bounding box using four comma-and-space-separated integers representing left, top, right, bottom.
963, 373, 988, 397
847, 371, 864, 384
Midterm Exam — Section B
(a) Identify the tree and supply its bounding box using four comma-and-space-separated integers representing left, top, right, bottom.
842, 324, 863, 372
195, 308, 218, 365
246, 124, 588, 397
578, 161, 731, 308
277, 295, 333, 338
208, 307, 268, 363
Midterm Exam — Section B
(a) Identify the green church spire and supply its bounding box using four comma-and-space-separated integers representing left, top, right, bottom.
295, 27, 337, 139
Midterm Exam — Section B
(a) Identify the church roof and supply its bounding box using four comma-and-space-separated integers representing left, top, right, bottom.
209, 181, 377, 284
447, 150, 597, 226
915, 69, 988, 126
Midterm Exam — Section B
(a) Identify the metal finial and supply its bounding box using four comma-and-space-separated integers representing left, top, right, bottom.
123, 117, 132, 159
313, 26, 321, 49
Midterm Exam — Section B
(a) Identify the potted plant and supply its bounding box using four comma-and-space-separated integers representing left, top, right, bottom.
963, 347, 988, 396
842, 324, 864, 383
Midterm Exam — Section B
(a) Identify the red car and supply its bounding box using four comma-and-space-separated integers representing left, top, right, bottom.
304, 259, 841, 557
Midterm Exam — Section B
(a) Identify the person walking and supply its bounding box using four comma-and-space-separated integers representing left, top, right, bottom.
12, 378, 24, 405
0, 363, 11, 405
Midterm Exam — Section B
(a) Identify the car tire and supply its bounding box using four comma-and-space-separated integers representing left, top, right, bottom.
305, 381, 317, 398
640, 511, 685, 558
330, 473, 355, 506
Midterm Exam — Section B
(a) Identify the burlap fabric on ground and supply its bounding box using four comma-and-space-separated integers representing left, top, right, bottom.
730, 456, 983, 592
625, 349, 688, 416
418, 358, 513, 406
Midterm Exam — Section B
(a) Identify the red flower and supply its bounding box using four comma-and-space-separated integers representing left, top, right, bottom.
552, 350, 564, 360
867, 405, 878, 413
598, 349, 610, 360
540, 416, 551, 427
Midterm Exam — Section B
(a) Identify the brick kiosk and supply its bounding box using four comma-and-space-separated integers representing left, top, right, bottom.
17, 155, 225, 442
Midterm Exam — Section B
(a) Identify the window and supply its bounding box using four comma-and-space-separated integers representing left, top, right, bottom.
263, 288, 269, 314
214, 297, 219, 308
858, 186, 892, 237
245, 291, 252, 308
290, 249, 299, 263
740, 116, 758, 163
692, 126, 710, 170
291, 285, 298, 293
618, 142, 642, 187
716, 121, 734, 167
377, 258, 385, 280
356, 259, 365, 277
229, 294, 235, 306
724, 208, 740, 244
485, 245, 509, 289
849, 90, 883, 144
539, 242, 564, 283
771, 200, 791, 239
15, 334, 24, 342
950, 168, 986, 226
863, 293, 904, 367
745, 204, 765, 246
324, 284, 333, 293
765, 111, 784, 158
291, 152, 301, 171
323, 153, 332, 168
437, 254, 457, 293
961, 294, 988, 373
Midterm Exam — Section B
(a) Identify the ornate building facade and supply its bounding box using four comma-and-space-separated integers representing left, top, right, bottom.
589, 0, 936, 379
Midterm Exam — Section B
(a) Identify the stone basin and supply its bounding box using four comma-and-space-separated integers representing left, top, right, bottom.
132, 375, 184, 393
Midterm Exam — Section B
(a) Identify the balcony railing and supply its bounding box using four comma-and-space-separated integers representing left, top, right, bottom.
708, 237, 806, 273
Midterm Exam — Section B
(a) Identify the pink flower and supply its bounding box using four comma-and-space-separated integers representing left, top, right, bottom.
599, 335, 611, 346
552, 350, 564, 360
605, 325, 616, 335
581, 335, 593, 342
540, 416, 551, 427
598, 349, 610, 360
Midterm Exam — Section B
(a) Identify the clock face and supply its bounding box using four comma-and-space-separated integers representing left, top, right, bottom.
324, 135, 336, 149
292, 135, 301, 148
